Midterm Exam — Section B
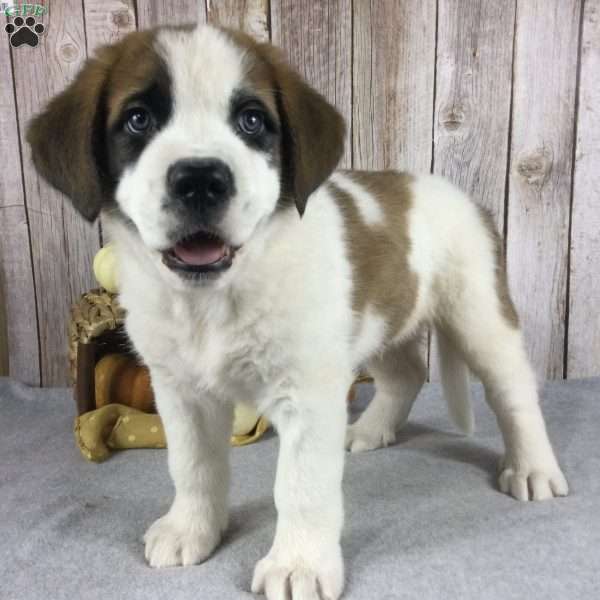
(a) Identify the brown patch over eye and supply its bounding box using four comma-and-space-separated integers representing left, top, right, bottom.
105, 32, 172, 130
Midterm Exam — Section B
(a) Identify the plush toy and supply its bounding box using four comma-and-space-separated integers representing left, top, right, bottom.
74, 403, 269, 463
93, 243, 120, 293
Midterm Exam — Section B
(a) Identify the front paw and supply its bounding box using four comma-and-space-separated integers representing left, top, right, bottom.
251, 543, 344, 600
144, 511, 222, 567
498, 456, 569, 501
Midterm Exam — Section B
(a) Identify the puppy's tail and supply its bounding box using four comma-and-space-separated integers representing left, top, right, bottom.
436, 329, 474, 435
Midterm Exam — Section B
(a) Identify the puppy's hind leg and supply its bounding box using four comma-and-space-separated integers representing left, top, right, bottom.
346, 337, 426, 453
435, 245, 568, 501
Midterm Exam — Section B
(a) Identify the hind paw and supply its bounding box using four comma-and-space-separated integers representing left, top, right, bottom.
498, 458, 569, 501
345, 420, 397, 453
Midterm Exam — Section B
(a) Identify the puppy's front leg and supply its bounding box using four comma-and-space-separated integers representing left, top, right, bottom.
252, 378, 349, 600
144, 372, 233, 568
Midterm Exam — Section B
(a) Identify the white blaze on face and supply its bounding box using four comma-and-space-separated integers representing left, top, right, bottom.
114, 24, 280, 251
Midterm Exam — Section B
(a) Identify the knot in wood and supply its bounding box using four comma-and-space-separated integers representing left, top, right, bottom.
516, 146, 553, 187
60, 42, 79, 62
440, 104, 466, 131
112, 10, 131, 28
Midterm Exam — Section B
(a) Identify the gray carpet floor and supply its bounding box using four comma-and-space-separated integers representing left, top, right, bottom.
1, 376, 599, 599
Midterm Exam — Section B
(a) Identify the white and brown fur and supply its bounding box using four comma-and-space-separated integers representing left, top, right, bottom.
27, 23, 568, 600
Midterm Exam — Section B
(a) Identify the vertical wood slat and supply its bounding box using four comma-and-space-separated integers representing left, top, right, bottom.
353, 1, 436, 368
206, 0, 268, 41
271, 0, 352, 168
352, 1, 437, 172
83, 0, 137, 51
136, 0, 206, 29
506, 0, 581, 379
0, 286, 7, 376
433, 0, 516, 229
0, 30, 40, 384
429, 0, 516, 381
567, 0, 600, 378
11, 0, 99, 386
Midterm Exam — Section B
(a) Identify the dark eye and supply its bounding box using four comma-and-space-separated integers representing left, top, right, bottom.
238, 108, 265, 136
125, 108, 152, 135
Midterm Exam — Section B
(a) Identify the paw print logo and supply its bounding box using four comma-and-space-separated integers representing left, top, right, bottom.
5, 16, 45, 48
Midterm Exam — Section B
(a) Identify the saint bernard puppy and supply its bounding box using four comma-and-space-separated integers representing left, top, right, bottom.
28, 23, 568, 600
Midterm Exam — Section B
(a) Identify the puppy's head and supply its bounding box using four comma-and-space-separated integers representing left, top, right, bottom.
27, 25, 345, 281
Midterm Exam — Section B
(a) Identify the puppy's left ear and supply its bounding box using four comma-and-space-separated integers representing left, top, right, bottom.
26, 47, 116, 222
263, 46, 346, 216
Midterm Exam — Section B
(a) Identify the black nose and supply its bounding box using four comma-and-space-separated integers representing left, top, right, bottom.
167, 158, 234, 206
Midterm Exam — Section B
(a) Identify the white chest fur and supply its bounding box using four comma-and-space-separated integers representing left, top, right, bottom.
107, 188, 358, 409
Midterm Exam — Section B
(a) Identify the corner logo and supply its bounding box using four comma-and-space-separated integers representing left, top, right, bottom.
3, 3, 47, 48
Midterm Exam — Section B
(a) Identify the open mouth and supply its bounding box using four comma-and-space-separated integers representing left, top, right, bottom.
161, 229, 237, 276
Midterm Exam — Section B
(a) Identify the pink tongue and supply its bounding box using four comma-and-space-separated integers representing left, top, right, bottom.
173, 238, 226, 266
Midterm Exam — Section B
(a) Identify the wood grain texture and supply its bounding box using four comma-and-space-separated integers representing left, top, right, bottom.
83, 0, 137, 51
567, 0, 600, 378
433, 0, 516, 228
430, 0, 516, 381
0, 29, 40, 384
352, 0, 436, 171
136, 0, 206, 28
0, 283, 7, 376
271, 0, 352, 167
506, 0, 581, 379
12, 0, 100, 385
352, 1, 436, 370
206, 0, 268, 41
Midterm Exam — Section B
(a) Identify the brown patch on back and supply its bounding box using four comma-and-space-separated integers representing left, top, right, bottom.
329, 170, 419, 337
477, 207, 519, 328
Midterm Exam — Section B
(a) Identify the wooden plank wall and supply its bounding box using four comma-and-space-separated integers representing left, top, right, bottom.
0, 22, 39, 384
568, 0, 600, 378
0, 0, 597, 386
507, 0, 581, 379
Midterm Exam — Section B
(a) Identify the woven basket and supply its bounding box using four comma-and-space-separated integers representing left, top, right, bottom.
69, 289, 129, 414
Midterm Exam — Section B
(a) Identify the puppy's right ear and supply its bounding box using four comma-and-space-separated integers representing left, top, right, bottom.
27, 47, 116, 222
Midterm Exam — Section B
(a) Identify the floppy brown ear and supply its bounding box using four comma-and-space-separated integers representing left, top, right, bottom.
27, 47, 116, 222
262, 46, 346, 216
